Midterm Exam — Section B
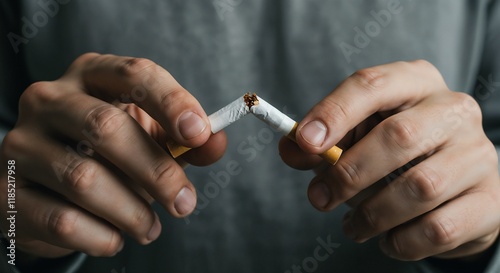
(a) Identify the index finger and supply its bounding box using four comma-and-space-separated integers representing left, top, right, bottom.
66, 53, 211, 148
296, 60, 447, 154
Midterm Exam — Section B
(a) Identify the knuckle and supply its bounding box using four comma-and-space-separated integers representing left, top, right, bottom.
75, 52, 101, 64
85, 105, 129, 139
334, 159, 362, 195
116, 57, 157, 79
67, 53, 101, 77
100, 232, 122, 256
86, 230, 122, 257
47, 208, 79, 238
387, 233, 410, 260
318, 98, 351, 126
357, 204, 380, 231
387, 232, 421, 261
454, 92, 482, 122
65, 159, 98, 195
129, 206, 152, 233
150, 160, 180, 186
404, 167, 443, 202
72, 52, 101, 69
411, 59, 447, 88
158, 87, 187, 114
424, 216, 459, 246
411, 59, 435, 70
380, 118, 418, 151
482, 142, 499, 167
392, 235, 422, 261
20, 81, 58, 110
1, 130, 25, 159
350, 67, 386, 92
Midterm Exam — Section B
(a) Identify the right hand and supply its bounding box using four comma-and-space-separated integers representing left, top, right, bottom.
0, 53, 227, 258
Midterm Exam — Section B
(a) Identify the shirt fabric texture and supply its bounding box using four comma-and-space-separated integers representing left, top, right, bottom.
1, 1, 500, 272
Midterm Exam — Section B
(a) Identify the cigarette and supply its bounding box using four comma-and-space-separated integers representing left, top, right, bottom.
166, 95, 250, 157
167, 93, 343, 165
248, 93, 342, 165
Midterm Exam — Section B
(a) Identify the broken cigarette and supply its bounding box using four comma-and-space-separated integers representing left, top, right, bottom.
166, 95, 250, 157
167, 93, 343, 165
248, 93, 343, 165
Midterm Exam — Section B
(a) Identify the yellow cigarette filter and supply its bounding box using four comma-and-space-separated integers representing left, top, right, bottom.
285, 123, 342, 165
249, 94, 342, 165
167, 93, 343, 165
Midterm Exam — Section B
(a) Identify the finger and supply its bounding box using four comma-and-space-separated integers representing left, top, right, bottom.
432, 229, 499, 259
123, 103, 226, 166
7, 130, 161, 244
14, 240, 75, 259
307, 95, 460, 210
180, 131, 227, 166
378, 188, 500, 261
16, 187, 123, 257
296, 60, 447, 154
33, 90, 197, 217
278, 137, 323, 170
343, 141, 494, 242
70, 53, 211, 147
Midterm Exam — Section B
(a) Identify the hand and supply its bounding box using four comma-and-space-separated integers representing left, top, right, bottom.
0, 53, 226, 258
280, 60, 500, 260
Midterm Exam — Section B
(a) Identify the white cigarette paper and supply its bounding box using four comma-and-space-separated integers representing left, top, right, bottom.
167, 92, 342, 164
166, 95, 250, 157
248, 94, 342, 165
208, 96, 249, 133
249, 95, 296, 136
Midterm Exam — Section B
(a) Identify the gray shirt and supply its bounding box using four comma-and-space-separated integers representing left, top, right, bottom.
1, 0, 500, 272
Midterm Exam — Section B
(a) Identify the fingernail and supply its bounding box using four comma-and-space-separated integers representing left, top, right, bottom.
309, 181, 331, 208
178, 112, 207, 140
300, 120, 327, 147
174, 187, 197, 215
147, 214, 162, 241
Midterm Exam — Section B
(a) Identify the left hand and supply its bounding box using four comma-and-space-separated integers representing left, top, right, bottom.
279, 60, 500, 260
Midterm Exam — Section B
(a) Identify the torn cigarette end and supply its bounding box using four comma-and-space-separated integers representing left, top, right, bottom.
244, 92, 259, 108
166, 92, 343, 165
167, 94, 250, 158
249, 94, 342, 165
